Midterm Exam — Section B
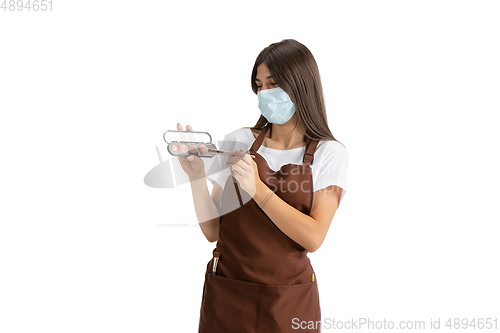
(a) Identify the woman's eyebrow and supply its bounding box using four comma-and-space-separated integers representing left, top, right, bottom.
255, 76, 273, 82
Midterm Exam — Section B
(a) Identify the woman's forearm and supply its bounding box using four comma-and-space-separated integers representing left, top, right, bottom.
189, 174, 220, 242
253, 182, 323, 252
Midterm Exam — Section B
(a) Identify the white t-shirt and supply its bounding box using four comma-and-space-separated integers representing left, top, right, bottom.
206, 127, 349, 205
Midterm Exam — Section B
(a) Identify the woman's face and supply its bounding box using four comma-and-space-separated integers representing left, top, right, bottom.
255, 63, 279, 92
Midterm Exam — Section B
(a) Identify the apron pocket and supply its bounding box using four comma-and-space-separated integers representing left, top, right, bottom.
199, 272, 261, 333
257, 280, 321, 333
199, 271, 321, 333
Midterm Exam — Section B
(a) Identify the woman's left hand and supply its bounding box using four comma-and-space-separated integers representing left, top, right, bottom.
225, 149, 262, 198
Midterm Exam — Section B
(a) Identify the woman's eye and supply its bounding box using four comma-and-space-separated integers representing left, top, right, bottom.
256, 83, 277, 90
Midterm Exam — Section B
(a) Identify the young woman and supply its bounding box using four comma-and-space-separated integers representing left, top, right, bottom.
177, 39, 348, 333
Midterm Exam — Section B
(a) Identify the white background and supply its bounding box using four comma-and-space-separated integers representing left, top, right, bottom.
1, 0, 499, 332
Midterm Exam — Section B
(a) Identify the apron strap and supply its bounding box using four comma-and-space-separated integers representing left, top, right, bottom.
232, 176, 244, 207
249, 122, 272, 153
302, 138, 319, 166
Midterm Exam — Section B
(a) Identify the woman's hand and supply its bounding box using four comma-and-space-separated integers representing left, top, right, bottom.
225, 149, 263, 198
176, 123, 209, 180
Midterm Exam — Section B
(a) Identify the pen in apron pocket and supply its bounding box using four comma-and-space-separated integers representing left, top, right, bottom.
212, 252, 220, 275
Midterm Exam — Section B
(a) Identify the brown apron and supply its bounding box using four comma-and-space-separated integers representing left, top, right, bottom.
199, 123, 321, 333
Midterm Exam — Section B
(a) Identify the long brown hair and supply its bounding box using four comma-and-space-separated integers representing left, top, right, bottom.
248, 39, 343, 147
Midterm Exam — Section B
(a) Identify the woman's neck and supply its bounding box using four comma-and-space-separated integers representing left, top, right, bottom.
266, 117, 306, 150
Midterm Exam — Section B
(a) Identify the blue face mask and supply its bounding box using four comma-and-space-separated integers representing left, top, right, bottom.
257, 87, 296, 125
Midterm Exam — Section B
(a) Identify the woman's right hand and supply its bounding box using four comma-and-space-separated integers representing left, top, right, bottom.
176, 123, 209, 180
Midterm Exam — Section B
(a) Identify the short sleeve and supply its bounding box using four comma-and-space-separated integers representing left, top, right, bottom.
206, 133, 233, 190
312, 142, 349, 205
